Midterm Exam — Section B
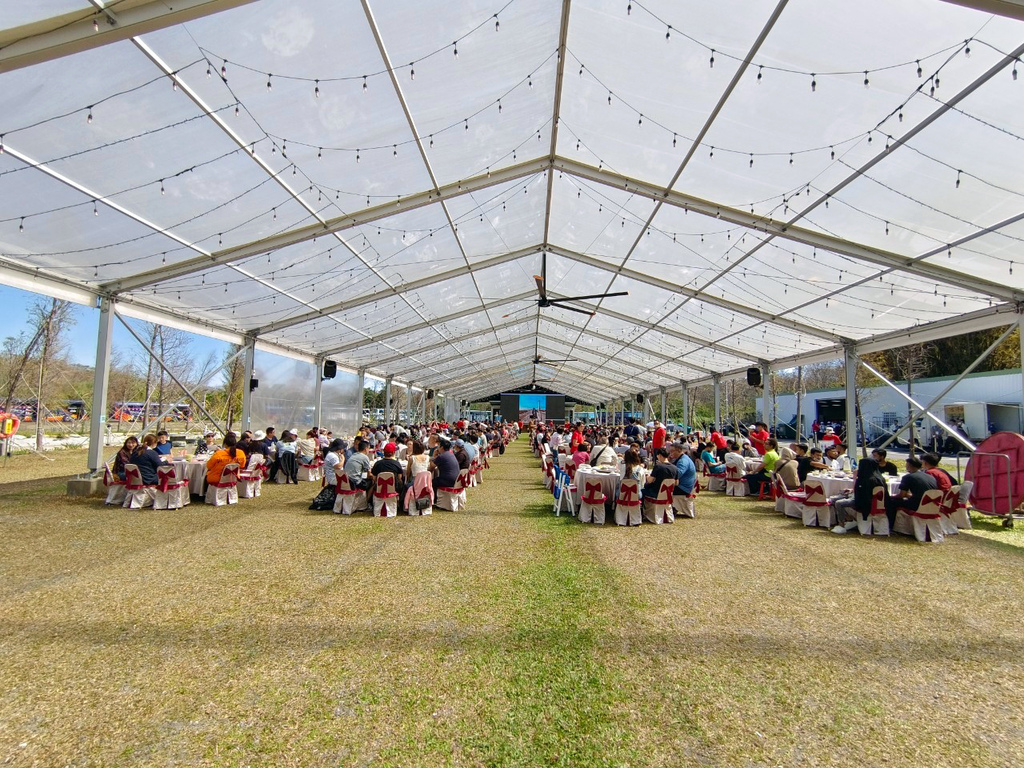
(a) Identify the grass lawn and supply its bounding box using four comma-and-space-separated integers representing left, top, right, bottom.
1, 439, 1022, 766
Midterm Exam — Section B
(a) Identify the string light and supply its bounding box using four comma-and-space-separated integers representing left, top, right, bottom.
160, 179, 165, 195
410, 64, 415, 81
19, 217, 24, 232
757, 65, 763, 83
221, 60, 227, 79
363, 75, 368, 92
863, 71, 869, 88
916, 60, 922, 77
266, 74, 272, 91
453, 42, 458, 59
314, 79, 320, 98
494, 13, 499, 31
93, 18, 99, 32
86, 107, 93, 124
666, 25, 671, 41
810, 73, 816, 91
1014, 58, 1019, 81
955, 169, 962, 188
709, 50, 715, 68
93, 200, 98, 215
206, 61, 211, 78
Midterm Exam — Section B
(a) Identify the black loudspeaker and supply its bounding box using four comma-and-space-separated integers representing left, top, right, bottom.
322, 360, 337, 379
747, 367, 762, 386
249, 377, 259, 392
636, 393, 644, 404
427, 389, 435, 399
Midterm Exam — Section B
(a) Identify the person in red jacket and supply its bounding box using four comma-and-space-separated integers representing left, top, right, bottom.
651, 420, 667, 452
710, 427, 728, 462
569, 422, 584, 452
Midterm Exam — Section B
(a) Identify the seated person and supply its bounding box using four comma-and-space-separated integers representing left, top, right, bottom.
620, 448, 645, 482
205, 433, 246, 489
669, 442, 696, 496
343, 439, 373, 491
371, 442, 406, 511
194, 431, 216, 457
744, 438, 779, 493
571, 441, 591, 468
113, 435, 141, 480
588, 436, 618, 468
871, 448, 899, 476
831, 457, 887, 534
793, 443, 827, 483
884, 456, 938, 528
277, 429, 299, 483
723, 441, 747, 474
154, 430, 172, 456
773, 447, 801, 490
430, 438, 460, 492
296, 429, 319, 466
642, 448, 678, 499
740, 440, 758, 459
699, 443, 726, 475
922, 452, 953, 490
823, 445, 841, 470
133, 433, 166, 485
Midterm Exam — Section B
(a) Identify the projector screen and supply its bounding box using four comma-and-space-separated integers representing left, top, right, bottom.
501, 393, 566, 423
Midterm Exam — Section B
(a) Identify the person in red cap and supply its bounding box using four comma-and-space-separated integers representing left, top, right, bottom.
371, 442, 406, 512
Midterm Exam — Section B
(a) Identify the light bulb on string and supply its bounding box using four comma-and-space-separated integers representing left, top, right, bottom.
87, 107, 93, 124
410, 64, 415, 81
1013, 59, 1019, 80
709, 50, 715, 68
266, 74, 272, 91
916, 60, 922, 78
885, 220, 889, 235
863, 71, 869, 88
160, 179, 165, 195
709, 146, 714, 159
749, 153, 753, 168
934, 75, 940, 90
579, 65, 584, 76
627, 2, 631, 14
317, 147, 322, 160
666, 25, 671, 40
955, 169, 962, 188
789, 153, 793, 165
830, 145, 835, 159
356, 150, 360, 163
898, 107, 903, 122
757, 65, 763, 83
429, 135, 434, 148
494, 14, 499, 31
314, 80, 320, 98
206, 61, 211, 78
171, 75, 178, 91
638, 114, 643, 126
810, 73, 816, 91
528, 74, 533, 88
672, 133, 677, 148
235, 104, 240, 117
362, 75, 368, 92
93, 200, 98, 215
93, 18, 99, 32
19, 217, 24, 233
498, 99, 502, 113
464, 119, 469, 131
965, 40, 971, 57
393, 144, 398, 156
453, 42, 458, 59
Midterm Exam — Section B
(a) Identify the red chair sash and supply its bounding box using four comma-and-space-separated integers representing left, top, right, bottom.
582, 480, 606, 505
653, 479, 676, 505
124, 465, 147, 491
374, 474, 398, 499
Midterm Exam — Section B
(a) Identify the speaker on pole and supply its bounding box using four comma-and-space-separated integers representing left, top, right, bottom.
746, 367, 762, 387
322, 360, 337, 379
636, 393, 644, 404
427, 389, 435, 399
249, 377, 259, 392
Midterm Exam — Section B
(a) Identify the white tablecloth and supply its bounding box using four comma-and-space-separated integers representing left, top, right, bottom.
811, 473, 903, 498
572, 467, 621, 505
173, 459, 208, 496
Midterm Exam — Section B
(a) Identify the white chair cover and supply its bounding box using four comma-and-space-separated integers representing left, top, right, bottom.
577, 478, 607, 525
332, 473, 368, 514
725, 465, 747, 497
893, 489, 945, 542
103, 462, 126, 506
643, 478, 676, 524
238, 454, 265, 498
856, 486, 890, 536
372, 471, 399, 517
205, 463, 239, 506
122, 463, 155, 509
615, 478, 642, 526
155, 464, 190, 510
436, 469, 469, 512
800, 478, 830, 527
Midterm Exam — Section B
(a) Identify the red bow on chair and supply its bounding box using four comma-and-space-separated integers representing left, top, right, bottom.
618, 483, 639, 506
157, 467, 174, 493
375, 475, 396, 498
582, 480, 605, 505
125, 466, 143, 490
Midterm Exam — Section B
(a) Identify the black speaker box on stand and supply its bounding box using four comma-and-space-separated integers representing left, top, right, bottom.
747, 367, 762, 386
322, 360, 337, 379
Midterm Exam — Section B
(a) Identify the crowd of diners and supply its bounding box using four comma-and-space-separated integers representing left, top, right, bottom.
530, 417, 969, 538
109, 418, 518, 512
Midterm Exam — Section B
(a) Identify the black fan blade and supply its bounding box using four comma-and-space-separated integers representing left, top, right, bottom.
552, 291, 629, 302
550, 303, 595, 317
534, 357, 578, 364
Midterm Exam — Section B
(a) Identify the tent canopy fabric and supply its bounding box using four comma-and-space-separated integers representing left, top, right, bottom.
2, 0, 1024, 403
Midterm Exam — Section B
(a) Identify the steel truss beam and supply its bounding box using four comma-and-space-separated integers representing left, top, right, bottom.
106, 157, 550, 293
320, 290, 538, 357
554, 158, 1024, 304
546, 244, 838, 342
373, 316, 535, 370
0, 0, 260, 74
940, 0, 1024, 22
257, 246, 540, 335
387, 335, 538, 380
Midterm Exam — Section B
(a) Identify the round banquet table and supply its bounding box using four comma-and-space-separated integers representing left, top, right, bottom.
810, 472, 903, 498
572, 466, 621, 506
174, 459, 210, 496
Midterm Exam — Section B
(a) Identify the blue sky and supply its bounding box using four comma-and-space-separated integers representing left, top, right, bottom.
0, 284, 228, 369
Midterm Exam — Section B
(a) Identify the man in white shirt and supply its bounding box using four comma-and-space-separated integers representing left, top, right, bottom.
588, 435, 618, 468
549, 429, 563, 452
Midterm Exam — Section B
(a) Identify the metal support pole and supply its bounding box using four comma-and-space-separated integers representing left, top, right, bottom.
432, 390, 438, 422
660, 386, 667, 423
844, 345, 858, 450
406, 381, 413, 424
87, 297, 115, 473
420, 387, 426, 423
796, 366, 804, 441
384, 376, 392, 424
859, 358, 977, 451
761, 361, 772, 428
313, 357, 324, 429
713, 376, 722, 429
680, 381, 688, 431
239, 337, 256, 432
356, 368, 365, 427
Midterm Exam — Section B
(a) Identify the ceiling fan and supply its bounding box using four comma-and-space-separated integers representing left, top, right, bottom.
503, 252, 628, 318
532, 354, 577, 365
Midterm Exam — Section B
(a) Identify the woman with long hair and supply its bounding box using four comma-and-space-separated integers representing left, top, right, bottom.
831, 457, 887, 534
113, 436, 140, 480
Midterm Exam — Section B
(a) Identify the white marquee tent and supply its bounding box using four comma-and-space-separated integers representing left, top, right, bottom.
3, 0, 1024, 469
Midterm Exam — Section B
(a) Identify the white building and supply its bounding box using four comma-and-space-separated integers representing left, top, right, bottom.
759, 369, 1024, 444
